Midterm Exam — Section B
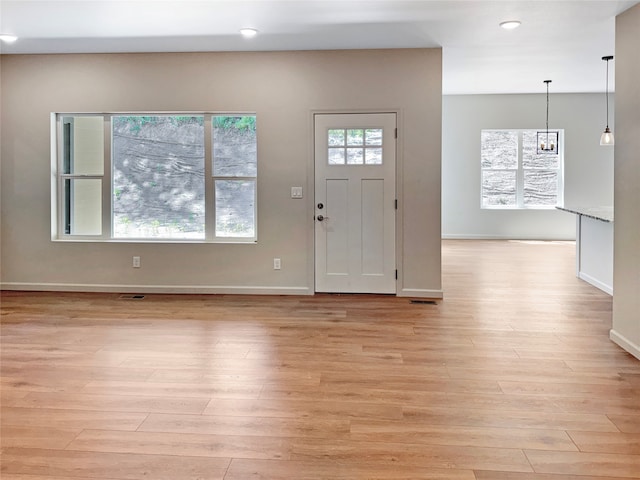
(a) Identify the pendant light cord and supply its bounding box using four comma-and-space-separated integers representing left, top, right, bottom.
602, 55, 614, 130
544, 79, 551, 144
605, 58, 609, 128
546, 81, 549, 137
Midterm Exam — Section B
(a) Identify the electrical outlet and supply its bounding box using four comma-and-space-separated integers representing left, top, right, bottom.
132, 256, 141, 268
273, 258, 281, 270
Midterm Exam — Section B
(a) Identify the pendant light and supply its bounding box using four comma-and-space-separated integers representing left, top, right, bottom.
600, 55, 614, 146
537, 80, 558, 154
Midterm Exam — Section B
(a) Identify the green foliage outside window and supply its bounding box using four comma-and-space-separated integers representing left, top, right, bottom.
213, 116, 256, 131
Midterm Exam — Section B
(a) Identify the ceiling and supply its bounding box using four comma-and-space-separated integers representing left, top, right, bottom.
1, 0, 637, 94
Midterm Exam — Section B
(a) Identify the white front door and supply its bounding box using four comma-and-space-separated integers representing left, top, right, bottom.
314, 113, 396, 294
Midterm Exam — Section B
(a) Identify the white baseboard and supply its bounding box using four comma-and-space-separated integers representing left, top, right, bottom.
578, 272, 613, 296
1, 282, 445, 299
0, 282, 312, 296
0, 283, 447, 299
398, 288, 443, 299
610, 329, 640, 361
442, 234, 576, 241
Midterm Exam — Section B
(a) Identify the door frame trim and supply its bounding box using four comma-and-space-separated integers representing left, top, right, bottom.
309, 109, 403, 295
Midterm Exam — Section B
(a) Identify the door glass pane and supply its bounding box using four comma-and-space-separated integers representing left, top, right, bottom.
365, 129, 383, 146
112, 115, 205, 239
328, 148, 345, 165
65, 178, 102, 235
62, 116, 104, 175
215, 179, 256, 238
213, 115, 257, 177
347, 148, 364, 165
347, 129, 364, 146
328, 129, 345, 146
365, 148, 382, 165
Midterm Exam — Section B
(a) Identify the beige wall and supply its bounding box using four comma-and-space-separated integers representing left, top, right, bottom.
0, 49, 443, 296
611, 5, 640, 359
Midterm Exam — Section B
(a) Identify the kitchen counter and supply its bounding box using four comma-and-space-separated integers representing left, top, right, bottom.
557, 206, 613, 295
556, 206, 613, 223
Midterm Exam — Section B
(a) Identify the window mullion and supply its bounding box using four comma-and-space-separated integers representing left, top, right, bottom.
557, 131, 564, 206
214, 175, 256, 181
102, 116, 112, 239
204, 115, 215, 240
59, 174, 103, 180
517, 131, 524, 208
55, 115, 65, 237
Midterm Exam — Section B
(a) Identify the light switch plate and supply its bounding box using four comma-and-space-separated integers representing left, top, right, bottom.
291, 187, 303, 199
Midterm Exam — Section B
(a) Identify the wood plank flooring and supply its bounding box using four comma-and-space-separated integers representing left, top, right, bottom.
2, 239, 639, 479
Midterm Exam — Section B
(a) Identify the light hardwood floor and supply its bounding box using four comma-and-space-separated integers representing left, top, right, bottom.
1, 240, 639, 479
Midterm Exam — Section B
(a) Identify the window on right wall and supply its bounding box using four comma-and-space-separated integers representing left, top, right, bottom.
481, 129, 564, 209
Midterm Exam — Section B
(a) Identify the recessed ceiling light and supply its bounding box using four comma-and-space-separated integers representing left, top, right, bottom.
499, 20, 521, 30
0, 34, 18, 43
240, 28, 258, 38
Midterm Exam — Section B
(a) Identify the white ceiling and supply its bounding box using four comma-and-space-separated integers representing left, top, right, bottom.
0, 0, 637, 94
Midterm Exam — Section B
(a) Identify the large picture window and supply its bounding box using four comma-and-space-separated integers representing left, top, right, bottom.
53, 113, 257, 242
112, 115, 206, 239
481, 129, 563, 209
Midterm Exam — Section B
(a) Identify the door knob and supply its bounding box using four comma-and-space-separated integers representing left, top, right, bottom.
317, 215, 325, 222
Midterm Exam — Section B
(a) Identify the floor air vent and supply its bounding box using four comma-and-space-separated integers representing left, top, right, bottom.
119, 294, 145, 300
410, 299, 437, 305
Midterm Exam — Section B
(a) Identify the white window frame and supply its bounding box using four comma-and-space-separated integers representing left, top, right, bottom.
51, 112, 257, 243
481, 129, 564, 210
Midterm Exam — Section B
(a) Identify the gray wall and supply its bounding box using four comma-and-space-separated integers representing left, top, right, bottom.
0, 49, 443, 297
612, 4, 640, 359
443, 94, 614, 239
